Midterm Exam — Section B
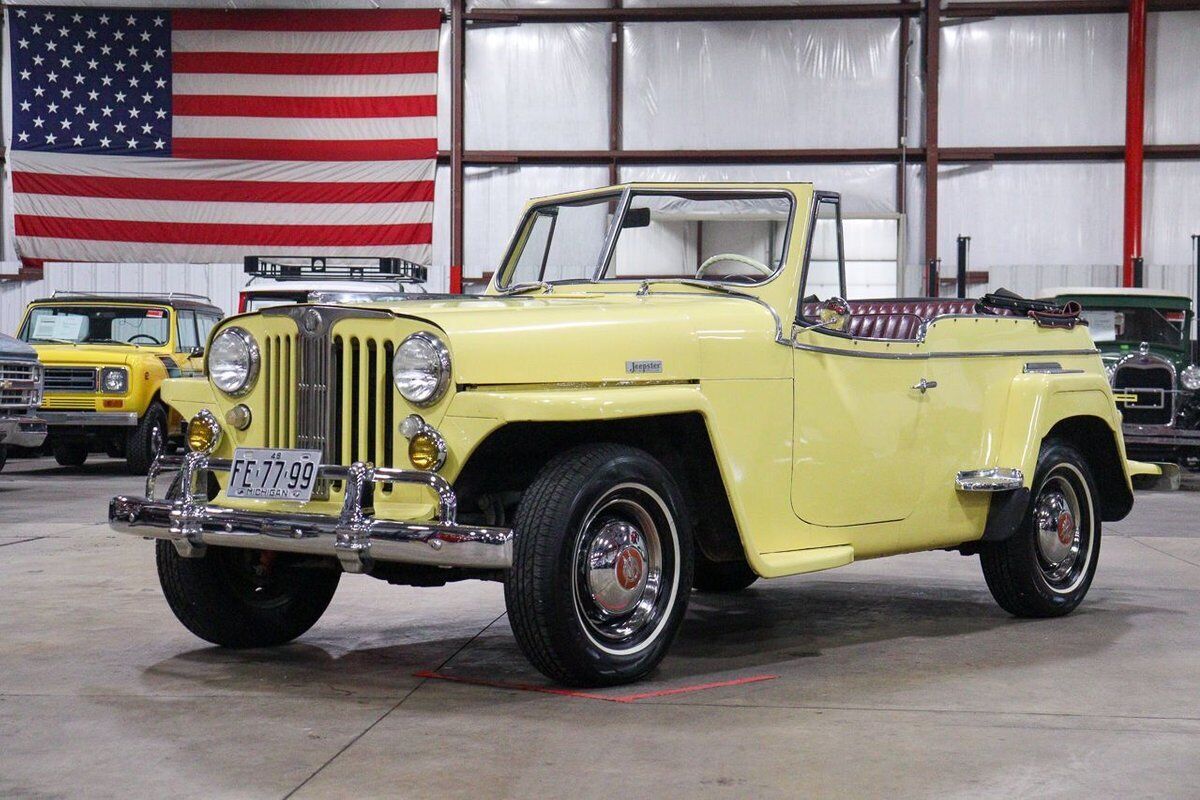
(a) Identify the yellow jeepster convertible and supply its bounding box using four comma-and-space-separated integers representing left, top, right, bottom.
111, 183, 1146, 686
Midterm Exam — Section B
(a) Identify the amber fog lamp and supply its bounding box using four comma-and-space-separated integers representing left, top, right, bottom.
400, 414, 447, 471
187, 410, 223, 454
225, 404, 252, 431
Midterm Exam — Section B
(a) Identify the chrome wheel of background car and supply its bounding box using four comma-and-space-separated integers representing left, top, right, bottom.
149, 422, 164, 459
571, 483, 678, 655
1032, 466, 1093, 595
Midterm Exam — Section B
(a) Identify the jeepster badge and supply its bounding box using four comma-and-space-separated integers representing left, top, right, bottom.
626, 360, 663, 374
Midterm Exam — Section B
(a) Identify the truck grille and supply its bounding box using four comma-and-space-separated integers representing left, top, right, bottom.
1114, 362, 1174, 426
259, 310, 398, 497
0, 360, 41, 409
44, 366, 98, 392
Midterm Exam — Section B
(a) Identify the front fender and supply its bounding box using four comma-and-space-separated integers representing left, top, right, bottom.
161, 377, 218, 424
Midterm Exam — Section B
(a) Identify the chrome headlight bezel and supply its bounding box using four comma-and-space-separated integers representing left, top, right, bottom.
100, 366, 128, 394
208, 326, 260, 397
392, 331, 451, 407
1181, 364, 1200, 391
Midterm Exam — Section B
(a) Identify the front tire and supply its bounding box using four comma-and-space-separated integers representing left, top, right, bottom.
126, 402, 167, 475
156, 541, 341, 648
53, 441, 88, 467
980, 440, 1100, 618
505, 443, 694, 686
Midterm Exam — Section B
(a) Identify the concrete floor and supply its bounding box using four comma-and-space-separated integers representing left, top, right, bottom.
2, 455, 1199, 800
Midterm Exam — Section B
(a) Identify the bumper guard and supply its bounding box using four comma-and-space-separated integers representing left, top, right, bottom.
109, 453, 513, 573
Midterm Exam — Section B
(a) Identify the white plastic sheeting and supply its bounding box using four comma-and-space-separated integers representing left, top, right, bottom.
1147, 12, 1200, 144
1144, 161, 1200, 267
623, 20, 900, 149
940, 15, 1128, 147
466, 24, 610, 149
938, 162, 1124, 267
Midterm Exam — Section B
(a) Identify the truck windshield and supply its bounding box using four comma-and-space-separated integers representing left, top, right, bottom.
20, 305, 170, 346
1080, 306, 1185, 348
500, 190, 793, 289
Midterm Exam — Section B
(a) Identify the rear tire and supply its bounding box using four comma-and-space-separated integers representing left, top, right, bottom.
980, 440, 1100, 618
53, 441, 88, 467
693, 551, 758, 593
505, 443, 694, 686
126, 402, 167, 475
156, 541, 340, 648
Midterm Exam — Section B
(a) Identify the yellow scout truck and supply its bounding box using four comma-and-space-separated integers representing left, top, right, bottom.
110, 183, 1147, 686
19, 292, 223, 473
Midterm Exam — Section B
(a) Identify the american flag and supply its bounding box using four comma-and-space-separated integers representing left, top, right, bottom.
7, 6, 439, 265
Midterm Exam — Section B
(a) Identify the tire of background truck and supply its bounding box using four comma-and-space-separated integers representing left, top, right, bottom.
0, 445, 7, 473
504, 443, 694, 686
53, 441, 88, 467
692, 551, 759, 593
156, 541, 341, 648
979, 439, 1101, 618
126, 402, 167, 475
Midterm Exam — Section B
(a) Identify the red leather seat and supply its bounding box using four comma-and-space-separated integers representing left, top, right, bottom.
846, 298, 980, 340
803, 298, 997, 341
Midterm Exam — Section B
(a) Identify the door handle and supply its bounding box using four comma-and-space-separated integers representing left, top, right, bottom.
912, 378, 938, 393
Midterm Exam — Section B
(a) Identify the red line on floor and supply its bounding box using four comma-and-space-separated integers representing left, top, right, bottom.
413, 670, 778, 703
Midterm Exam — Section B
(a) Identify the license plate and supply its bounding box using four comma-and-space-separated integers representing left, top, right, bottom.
227, 448, 322, 501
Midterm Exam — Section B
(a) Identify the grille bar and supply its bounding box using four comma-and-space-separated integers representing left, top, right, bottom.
44, 366, 97, 392
0, 360, 40, 409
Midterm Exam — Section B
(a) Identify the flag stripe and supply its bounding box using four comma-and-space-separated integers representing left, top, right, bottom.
172, 72, 438, 98
16, 215, 432, 247
172, 94, 437, 119
13, 171, 435, 204
13, 239, 433, 264
173, 9, 443, 33
173, 50, 439, 76
172, 138, 438, 161
10, 151, 434, 182
172, 29, 438, 55
18, 194, 430, 226
173, 115, 434, 141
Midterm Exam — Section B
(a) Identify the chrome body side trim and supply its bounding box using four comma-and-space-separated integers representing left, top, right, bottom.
1024, 361, 1085, 374
39, 410, 139, 427
790, 340, 1100, 361
110, 454, 512, 572
956, 468, 1025, 492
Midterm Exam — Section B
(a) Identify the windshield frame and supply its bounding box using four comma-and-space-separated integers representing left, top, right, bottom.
494, 186, 798, 291
19, 303, 174, 347
1078, 304, 1188, 350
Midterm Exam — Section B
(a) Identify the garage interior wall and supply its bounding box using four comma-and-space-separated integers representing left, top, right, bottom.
2, 1, 1199, 325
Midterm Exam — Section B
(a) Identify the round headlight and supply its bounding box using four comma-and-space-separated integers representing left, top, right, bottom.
209, 327, 259, 396
101, 367, 128, 393
393, 332, 450, 406
1181, 364, 1200, 391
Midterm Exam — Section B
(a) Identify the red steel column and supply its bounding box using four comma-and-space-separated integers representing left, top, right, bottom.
1121, 0, 1147, 288
449, 0, 465, 294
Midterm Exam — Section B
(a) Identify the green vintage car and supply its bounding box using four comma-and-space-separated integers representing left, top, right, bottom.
1046, 287, 1200, 467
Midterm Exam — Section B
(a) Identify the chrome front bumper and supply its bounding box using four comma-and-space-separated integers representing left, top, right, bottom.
40, 410, 139, 427
0, 415, 47, 448
109, 453, 513, 573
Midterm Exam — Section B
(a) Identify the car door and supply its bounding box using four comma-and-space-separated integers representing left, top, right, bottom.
789, 194, 930, 528
175, 310, 203, 375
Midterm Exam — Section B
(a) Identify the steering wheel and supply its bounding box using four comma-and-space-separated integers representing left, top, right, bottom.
127, 334, 164, 345
696, 253, 772, 279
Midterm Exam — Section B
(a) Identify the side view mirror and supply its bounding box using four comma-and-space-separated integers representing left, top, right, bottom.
189, 346, 205, 358
815, 296, 851, 333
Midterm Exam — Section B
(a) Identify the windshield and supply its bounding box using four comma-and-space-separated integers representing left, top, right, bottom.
499, 190, 793, 289
1079, 306, 1185, 348
20, 305, 171, 346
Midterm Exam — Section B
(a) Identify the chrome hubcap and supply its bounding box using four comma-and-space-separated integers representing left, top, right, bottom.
585, 520, 649, 614
1034, 473, 1085, 587
149, 424, 163, 456
572, 485, 676, 651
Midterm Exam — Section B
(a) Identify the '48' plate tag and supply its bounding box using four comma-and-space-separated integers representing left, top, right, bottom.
227, 448, 322, 501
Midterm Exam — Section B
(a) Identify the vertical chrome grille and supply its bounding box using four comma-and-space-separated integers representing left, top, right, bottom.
334, 336, 396, 475
1114, 363, 1174, 426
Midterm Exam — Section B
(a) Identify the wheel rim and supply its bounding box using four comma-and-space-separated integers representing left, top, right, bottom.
215, 548, 292, 608
571, 483, 679, 656
1032, 468, 1092, 593
149, 422, 164, 458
